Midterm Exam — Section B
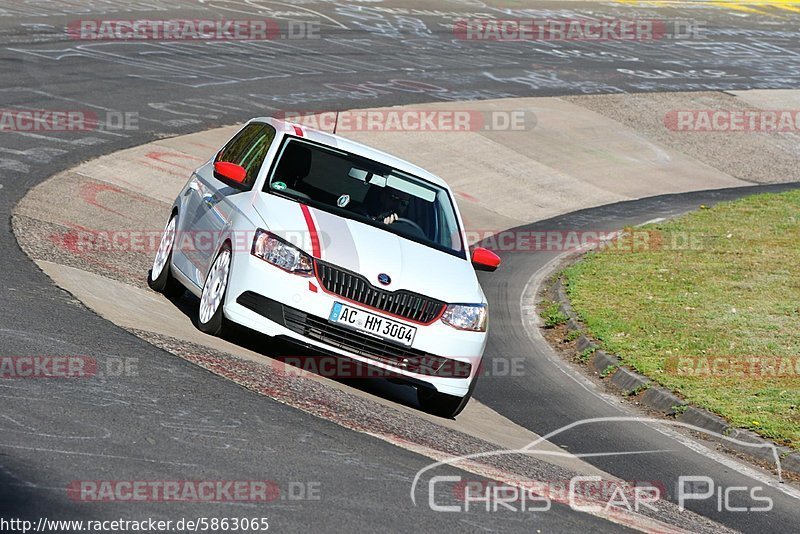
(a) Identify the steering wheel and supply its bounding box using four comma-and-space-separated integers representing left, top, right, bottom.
393, 217, 425, 237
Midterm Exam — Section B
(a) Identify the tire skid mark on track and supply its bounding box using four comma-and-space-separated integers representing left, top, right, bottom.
13, 93, 800, 531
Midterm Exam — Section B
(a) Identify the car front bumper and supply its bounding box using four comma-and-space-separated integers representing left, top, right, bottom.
223, 251, 486, 397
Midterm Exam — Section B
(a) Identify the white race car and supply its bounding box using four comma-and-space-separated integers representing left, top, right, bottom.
148, 118, 500, 417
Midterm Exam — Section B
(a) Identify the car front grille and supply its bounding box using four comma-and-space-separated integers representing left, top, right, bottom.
313, 260, 445, 324
236, 291, 470, 378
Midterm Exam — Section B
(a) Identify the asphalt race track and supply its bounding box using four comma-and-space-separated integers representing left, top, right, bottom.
1, 1, 800, 532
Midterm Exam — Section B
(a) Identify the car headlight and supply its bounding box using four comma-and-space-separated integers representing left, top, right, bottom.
252, 229, 313, 275
441, 303, 488, 332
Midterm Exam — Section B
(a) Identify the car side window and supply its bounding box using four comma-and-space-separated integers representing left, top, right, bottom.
215, 123, 276, 188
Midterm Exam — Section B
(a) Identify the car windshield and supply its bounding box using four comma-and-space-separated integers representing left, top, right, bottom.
265, 138, 465, 257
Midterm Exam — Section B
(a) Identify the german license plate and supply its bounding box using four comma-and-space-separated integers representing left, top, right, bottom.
329, 302, 416, 346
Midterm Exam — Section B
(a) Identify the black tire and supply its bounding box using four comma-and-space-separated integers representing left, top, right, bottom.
148, 214, 185, 299
197, 243, 232, 336
417, 387, 471, 419
417, 371, 479, 419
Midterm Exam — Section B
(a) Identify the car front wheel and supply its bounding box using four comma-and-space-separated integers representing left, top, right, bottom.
198, 243, 232, 336
148, 213, 185, 299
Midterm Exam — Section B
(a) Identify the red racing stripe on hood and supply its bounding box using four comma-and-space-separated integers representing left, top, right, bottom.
300, 204, 321, 258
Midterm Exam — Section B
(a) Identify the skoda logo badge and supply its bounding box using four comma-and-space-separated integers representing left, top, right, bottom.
377, 273, 391, 286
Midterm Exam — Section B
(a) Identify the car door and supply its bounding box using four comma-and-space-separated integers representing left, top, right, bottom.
170, 169, 206, 285
192, 122, 276, 286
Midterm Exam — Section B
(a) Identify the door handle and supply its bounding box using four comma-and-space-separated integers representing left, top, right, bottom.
203, 194, 221, 207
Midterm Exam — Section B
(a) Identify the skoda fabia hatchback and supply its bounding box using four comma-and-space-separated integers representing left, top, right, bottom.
148, 118, 500, 417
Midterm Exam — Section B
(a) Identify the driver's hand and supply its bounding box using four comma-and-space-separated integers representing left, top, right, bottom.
382, 213, 399, 225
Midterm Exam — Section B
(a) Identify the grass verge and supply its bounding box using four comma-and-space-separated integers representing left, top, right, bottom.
563, 190, 800, 450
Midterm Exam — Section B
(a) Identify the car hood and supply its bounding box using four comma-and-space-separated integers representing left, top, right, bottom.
253, 193, 483, 304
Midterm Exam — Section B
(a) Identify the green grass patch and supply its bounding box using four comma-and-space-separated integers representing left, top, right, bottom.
577, 347, 597, 363
565, 330, 581, 342
541, 300, 569, 328
600, 364, 618, 379
563, 190, 800, 449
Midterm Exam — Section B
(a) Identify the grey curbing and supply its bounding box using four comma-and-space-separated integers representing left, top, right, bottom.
608, 367, 650, 395
590, 350, 620, 375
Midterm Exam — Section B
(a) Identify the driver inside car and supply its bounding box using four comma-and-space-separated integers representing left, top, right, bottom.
377, 187, 411, 225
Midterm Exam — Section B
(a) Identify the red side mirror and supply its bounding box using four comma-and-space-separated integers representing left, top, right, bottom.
214, 161, 247, 185
471, 247, 501, 272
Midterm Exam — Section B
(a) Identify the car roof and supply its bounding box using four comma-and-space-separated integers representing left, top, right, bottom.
250, 117, 450, 189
